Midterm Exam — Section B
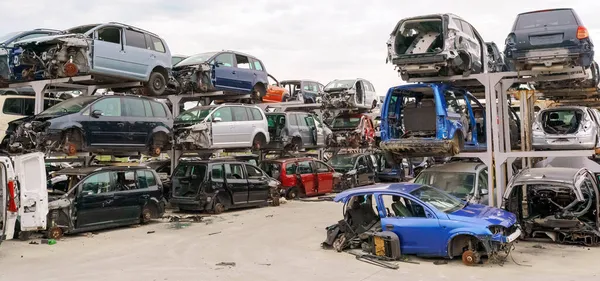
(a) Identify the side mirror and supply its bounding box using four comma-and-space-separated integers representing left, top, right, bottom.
480, 189, 489, 195
212, 117, 222, 123
91, 109, 103, 118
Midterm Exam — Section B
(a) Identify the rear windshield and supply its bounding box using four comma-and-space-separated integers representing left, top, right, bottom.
516, 10, 577, 30
541, 109, 584, 134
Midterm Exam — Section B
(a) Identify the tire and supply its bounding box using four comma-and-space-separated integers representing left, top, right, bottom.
212, 200, 226, 214
272, 196, 280, 207
252, 134, 266, 150
141, 206, 153, 224
252, 84, 266, 102
282, 95, 290, 102
146, 71, 167, 96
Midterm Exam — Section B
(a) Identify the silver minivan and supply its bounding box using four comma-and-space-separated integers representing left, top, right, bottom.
174, 104, 270, 150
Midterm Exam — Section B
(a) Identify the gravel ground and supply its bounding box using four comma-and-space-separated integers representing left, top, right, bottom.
0, 200, 599, 281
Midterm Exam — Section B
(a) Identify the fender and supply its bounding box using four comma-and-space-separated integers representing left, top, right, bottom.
212, 188, 234, 208
251, 128, 269, 144
144, 197, 165, 218
146, 126, 172, 145
444, 229, 489, 257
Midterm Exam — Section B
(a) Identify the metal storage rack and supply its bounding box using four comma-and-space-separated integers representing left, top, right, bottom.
406, 66, 597, 206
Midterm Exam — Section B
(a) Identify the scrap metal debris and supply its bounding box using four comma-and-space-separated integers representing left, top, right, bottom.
433, 260, 448, 265
216, 262, 236, 267
208, 231, 221, 236
164, 214, 206, 223
532, 244, 546, 249
147, 231, 155, 234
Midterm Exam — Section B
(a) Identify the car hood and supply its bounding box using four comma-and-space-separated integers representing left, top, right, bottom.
447, 203, 517, 228
14, 33, 88, 47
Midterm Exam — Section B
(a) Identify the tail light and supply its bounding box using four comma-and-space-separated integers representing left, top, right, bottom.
7, 180, 17, 213
577, 26, 589, 40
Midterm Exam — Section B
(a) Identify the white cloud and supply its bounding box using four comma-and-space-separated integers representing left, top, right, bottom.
1, 0, 598, 96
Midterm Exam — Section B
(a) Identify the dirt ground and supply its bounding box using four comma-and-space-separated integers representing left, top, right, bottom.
0, 200, 599, 281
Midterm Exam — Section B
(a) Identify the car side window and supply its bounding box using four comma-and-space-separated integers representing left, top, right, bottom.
215, 53, 234, 67
250, 58, 264, 71
235, 55, 251, 69
297, 161, 313, 174
460, 21, 475, 38
245, 164, 264, 179
231, 106, 249, 121
452, 18, 464, 31
136, 170, 157, 188
150, 101, 167, 118
314, 161, 331, 173
143, 100, 153, 117
289, 114, 298, 126
44, 99, 61, 110
97, 27, 121, 44
3, 98, 23, 115
212, 107, 233, 122
211, 164, 224, 180
250, 107, 263, 120
150, 36, 165, 53
80, 172, 114, 195
125, 29, 147, 49
113, 171, 137, 191
380, 194, 429, 218
297, 114, 308, 127
285, 163, 297, 175
124, 98, 146, 117
92, 98, 122, 117
357, 156, 367, 168
226, 164, 246, 180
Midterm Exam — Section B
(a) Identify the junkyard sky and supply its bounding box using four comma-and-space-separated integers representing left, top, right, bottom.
1, 0, 597, 96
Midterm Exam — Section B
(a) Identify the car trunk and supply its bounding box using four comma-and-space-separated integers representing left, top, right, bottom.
266, 113, 285, 141
393, 16, 444, 57
513, 10, 580, 50
541, 108, 584, 135
171, 163, 207, 198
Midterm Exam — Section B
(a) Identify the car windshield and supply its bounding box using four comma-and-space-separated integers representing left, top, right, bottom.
410, 185, 463, 213
516, 10, 577, 30
39, 96, 97, 116
64, 24, 100, 34
331, 116, 361, 128
0, 31, 21, 44
172, 56, 187, 66
329, 154, 357, 167
325, 80, 355, 91
175, 52, 218, 67
414, 172, 476, 199
176, 107, 214, 122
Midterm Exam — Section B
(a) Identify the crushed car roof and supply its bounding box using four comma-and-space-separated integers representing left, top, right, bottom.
512, 167, 586, 185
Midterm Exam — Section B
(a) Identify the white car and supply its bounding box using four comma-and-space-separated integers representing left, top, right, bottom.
322, 78, 378, 109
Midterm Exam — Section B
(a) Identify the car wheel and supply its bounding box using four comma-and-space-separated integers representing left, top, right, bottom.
252, 84, 266, 102
47, 227, 64, 240
282, 95, 290, 102
286, 187, 299, 200
212, 201, 226, 214
461, 250, 480, 266
252, 134, 266, 150
272, 196, 280, 207
146, 71, 167, 96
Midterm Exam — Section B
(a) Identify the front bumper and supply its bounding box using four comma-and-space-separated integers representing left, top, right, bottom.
381, 138, 454, 157
532, 134, 596, 150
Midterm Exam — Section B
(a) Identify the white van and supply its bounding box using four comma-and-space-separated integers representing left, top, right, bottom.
0, 152, 48, 246
0, 94, 62, 143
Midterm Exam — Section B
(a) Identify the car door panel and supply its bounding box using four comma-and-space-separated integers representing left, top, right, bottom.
15, 152, 48, 231
210, 107, 235, 148
122, 29, 150, 79
245, 164, 270, 202
83, 97, 127, 147
314, 160, 334, 194
297, 161, 316, 196
92, 26, 133, 78
234, 54, 254, 92
75, 172, 120, 229
213, 53, 239, 90
225, 164, 249, 204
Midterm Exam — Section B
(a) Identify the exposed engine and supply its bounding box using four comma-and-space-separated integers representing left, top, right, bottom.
321, 89, 357, 109
328, 129, 371, 149
168, 64, 214, 94
14, 36, 90, 81
8, 119, 54, 153
174, 122, 212, 150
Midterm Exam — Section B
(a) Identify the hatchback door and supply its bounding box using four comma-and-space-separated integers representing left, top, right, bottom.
15, 152, 48, 231
122, 29, 151, 79
512, 9, 581, 50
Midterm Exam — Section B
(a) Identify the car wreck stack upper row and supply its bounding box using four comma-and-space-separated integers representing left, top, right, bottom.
2, 7, 600, 252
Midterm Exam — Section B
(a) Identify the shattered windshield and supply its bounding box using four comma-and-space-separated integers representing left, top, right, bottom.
39, 96, 97, 116
176, 52, 218, 67
331, 116, 361, 128
410, 185, 463, 213
324, 80, 356, 91
414, 172, 476, 199
0, 31, 20, 44
64, 24, 100, 34
176, 107, 214, 122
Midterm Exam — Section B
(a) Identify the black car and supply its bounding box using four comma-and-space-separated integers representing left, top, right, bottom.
169, 159, 279, 213
7, 95, 173, 156
504, 8, 594, 72
45, 166, 166, 239
327, 153, 377, 191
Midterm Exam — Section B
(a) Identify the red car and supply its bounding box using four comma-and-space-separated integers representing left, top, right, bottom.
260, 157, 338, 199
328, 113, 376, 148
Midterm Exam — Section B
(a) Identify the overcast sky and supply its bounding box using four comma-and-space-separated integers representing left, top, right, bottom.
1, 0, 598, 96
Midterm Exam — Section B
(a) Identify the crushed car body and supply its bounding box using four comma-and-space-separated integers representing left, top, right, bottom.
379, 83, 486, 162
321, 79, 378, 109
503, 167, 600, 246
327, 113, 376, 148
386, 13, 486, 81
323, 184, 521, 265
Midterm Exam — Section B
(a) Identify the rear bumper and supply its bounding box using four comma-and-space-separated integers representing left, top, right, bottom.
381, 138, 454, 157
506, 46, 594, 67
532, 134, 596, 150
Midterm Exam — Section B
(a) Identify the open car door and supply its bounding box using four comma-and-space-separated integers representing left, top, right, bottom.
15, 152, 48, 232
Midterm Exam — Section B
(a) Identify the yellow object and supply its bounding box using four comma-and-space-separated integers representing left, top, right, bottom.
374, 236, 386, 256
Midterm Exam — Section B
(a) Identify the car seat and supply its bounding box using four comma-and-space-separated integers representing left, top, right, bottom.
391, 196, 413, 217
403, 100, 436, 132
547, 112, 564, 127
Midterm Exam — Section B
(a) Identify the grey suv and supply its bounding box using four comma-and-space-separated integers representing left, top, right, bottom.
265, 112, 327, 151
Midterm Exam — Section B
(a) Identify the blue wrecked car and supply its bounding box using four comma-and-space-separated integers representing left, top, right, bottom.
379, 83, 486, 162
322, 183, 521, 265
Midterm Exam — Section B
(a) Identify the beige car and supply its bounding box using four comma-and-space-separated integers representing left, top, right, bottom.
0, 94, 62, 143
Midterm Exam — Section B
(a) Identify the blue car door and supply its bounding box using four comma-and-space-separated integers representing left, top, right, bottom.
91, 25, 129, 77
212, 52, 240, 91
377, 194, 443, 256
233, 54, 254, 92
122, 29, 151, 80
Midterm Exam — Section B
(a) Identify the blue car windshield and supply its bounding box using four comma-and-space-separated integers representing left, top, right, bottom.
175, 52, 218, 67
410, 185, 463, 213
40, 96, 98, 116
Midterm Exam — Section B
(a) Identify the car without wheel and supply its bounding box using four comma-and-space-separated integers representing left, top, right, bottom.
276, 79, 324, 104
265, 111, 326, 151
8, 23, 172, 96
386, 13, 486, 81
327, 152, 377, 191
322, 79, 378, 109
168, 50, 269, 102
532, 106, 600, 150
6, 95, 173, 156
169, 159, 280, 213
45, 165, 166, 239
174, 104, 269, 151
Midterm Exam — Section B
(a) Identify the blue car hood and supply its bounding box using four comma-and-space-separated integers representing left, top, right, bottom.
447, 203, 517, 228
